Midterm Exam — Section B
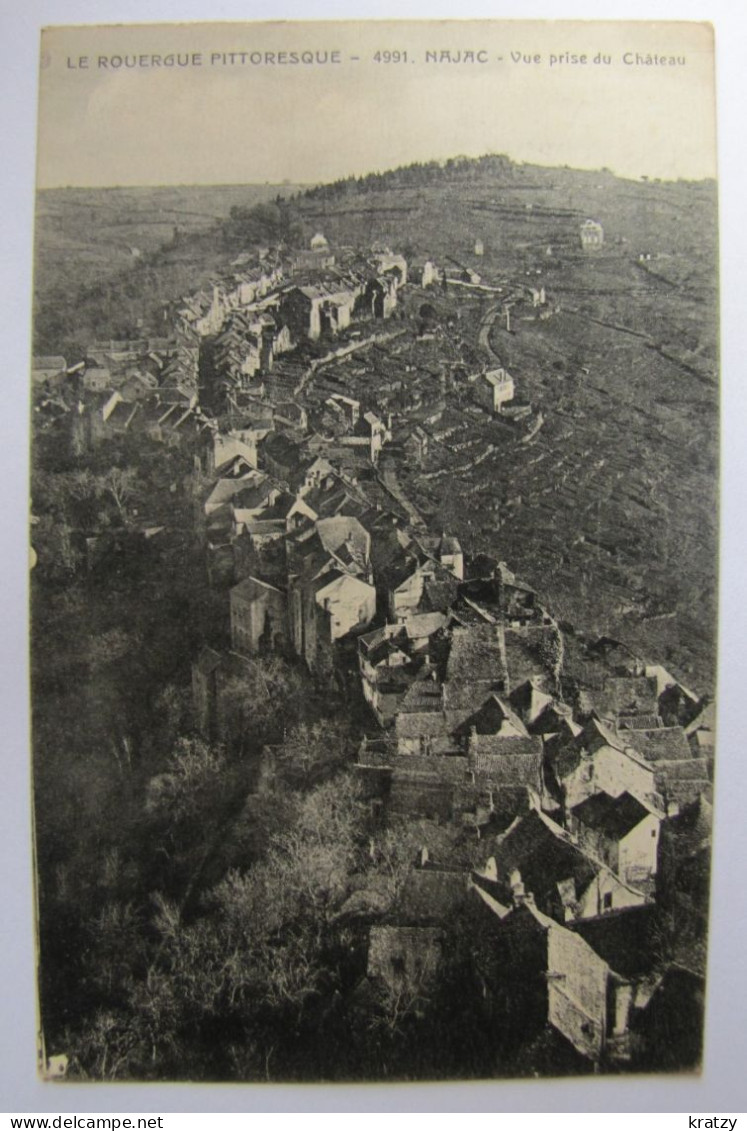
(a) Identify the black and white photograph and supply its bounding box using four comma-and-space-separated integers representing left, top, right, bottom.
25, 17, 724, 1091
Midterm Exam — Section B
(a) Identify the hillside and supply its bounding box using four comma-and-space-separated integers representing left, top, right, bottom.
33, 183, 309, 353
31, 156, 719, 692
288, 160, 719, 692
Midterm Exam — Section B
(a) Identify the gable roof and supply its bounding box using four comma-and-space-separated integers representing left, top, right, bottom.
231, 575, 285, 603
509, 678, 555, 724
481, 808, 600, 911
387, 866, 469, 926
395, 710, 450, 741
194, 645, 223, 677
585, 676, 660, 721
445, 624, 507, 687
471, 746, 544, 791
571, 791, 654, 839
454, 693, 529, 738
570, 904, 659, 978
623, 726, 694, 763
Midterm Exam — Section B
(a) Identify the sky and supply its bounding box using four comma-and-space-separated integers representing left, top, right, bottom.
36, 20, 716, 188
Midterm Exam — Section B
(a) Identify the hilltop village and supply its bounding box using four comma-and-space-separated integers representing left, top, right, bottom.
32, 216, 714, 1077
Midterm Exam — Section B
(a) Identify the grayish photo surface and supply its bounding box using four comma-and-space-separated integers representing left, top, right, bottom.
30, 19, 717, 1084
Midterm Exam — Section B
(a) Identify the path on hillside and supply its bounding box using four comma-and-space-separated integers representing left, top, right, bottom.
478, 304, 505, 364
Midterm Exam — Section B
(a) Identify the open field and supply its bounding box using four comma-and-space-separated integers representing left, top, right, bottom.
34, 183, 309, 293
287, 165, 718, 691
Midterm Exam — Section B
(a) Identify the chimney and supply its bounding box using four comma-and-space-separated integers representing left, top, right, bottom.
510, 868, 527, 906
468, 727, 478, 770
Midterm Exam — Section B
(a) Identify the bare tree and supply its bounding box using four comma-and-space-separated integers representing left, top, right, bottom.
98, 466, 139, 524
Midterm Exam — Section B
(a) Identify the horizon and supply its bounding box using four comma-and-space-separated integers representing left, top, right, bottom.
36, 155, 718, 195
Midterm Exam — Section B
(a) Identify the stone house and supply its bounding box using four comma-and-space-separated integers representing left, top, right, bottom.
369, 249, 408, 287
291, 233, 336, 272
367, 865, 469, 999
546, 717, 710, 818
278, 281, 360, 342
474, 806, 649, 923
580, 219, 604, 250
32, 355, 67, 386
259, 432, 306, 486
230, 575, 289, 656
358, 612, 448, 727
410, 258, 440, 288
471, 888, 639, 1064
82, 365, 112, 392
233, 262, 283, 306
364, 274, 398, 319
437, 534, 463, 581
286, 517, 377, 673
472, 368, 515, 413
325, 394, 360, 429
203, 469, 263, 519
209, 429, 263, 475
402, 425, 429, 467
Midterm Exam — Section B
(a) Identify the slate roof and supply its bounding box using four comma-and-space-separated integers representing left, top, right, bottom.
654, 763, 712, 809
387, 866, 469, 926
471, 734, 544, 759
482, 808, 600, 911
231, 575, 284, 602
664, 793, 713, 850
445, 625, 507, 687
250, 493, 298, 522
570, 904, 658, 978
623, 726, 695, 763
107, 401, 140, 429
617, 714, 663, 731
231, 479, 277, 511
509, 678, 555, 724
288, 540, 335, 585
472, 751, 544, 790
396, 671, 443, 713
359, 623, 398, 652
571, 791, 653, 839
454, 693, 529, 738
261, 431, 305, 474
420, 573, 461, 613
316, 515, 369, 567
406, 611, 449, 640
684, 701, 716, 739
366, 637, 410, 668
395, 710, 450, 740
586, 676, 660, 721
390, 754, 469, 782
206, 477, 256, 510
502, 627, 557, 689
